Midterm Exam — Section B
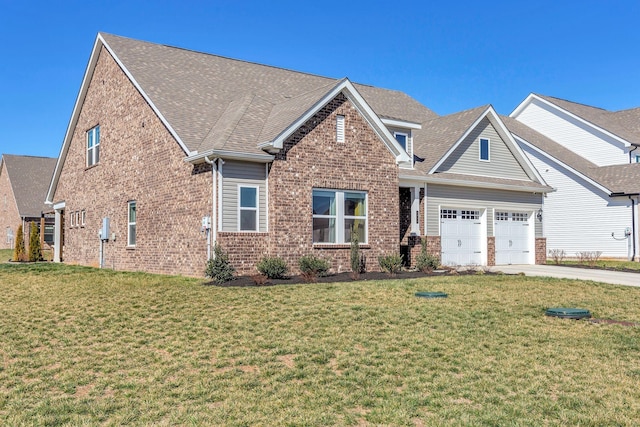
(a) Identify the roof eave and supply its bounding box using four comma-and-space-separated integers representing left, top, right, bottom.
399, 173, 554, 193
185, 149, 274, 164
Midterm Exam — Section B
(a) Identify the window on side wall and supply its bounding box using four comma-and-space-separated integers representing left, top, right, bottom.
479, 138, 490, 161
394, 132, 408, 151
312, 189, 367, 244
635, 154, 640, 163
238, 186, 258, 231
128, 201, 136, 246
87, 125, 100, 167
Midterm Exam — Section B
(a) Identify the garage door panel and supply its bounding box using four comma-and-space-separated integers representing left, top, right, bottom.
441, 208, 483, 266
495, 211, 532, 265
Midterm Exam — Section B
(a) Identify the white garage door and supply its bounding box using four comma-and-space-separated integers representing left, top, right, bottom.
495, 211, 532, 265
440, 209, 483, 266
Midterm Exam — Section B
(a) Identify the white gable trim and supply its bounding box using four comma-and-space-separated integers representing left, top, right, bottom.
510, 93, 632, 148
399, 174, 553, 193
381, 118, 422, 130
428, 106, 543, 182
46, 33, 193, 204
513, 134, 612, 195
261, 78, 412, 166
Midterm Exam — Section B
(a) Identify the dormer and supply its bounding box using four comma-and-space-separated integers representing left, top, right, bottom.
381, 118, 422, 169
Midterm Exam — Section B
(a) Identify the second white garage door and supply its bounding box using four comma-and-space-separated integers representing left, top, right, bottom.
440, 208, 484, 266
495, 211, 532, 265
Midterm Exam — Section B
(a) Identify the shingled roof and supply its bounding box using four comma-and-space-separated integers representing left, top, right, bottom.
536, 94, 640, 144
100, 33, 438, 156
1, 154, 56, 218
503, 116, 640, 195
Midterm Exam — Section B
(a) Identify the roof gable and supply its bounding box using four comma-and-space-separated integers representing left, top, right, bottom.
425, 106, 542, 182
2, 154, 56, 217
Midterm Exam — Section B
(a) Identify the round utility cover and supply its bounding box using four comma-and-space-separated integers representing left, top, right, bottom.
415, 291, 448, 299
545, 307, 591, 319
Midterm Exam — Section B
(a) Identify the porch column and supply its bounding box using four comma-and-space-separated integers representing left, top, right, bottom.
53, 202, 65, 263
410, 186, 420, 235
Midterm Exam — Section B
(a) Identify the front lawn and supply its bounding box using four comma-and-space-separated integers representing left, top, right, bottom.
1, 263, 639, 425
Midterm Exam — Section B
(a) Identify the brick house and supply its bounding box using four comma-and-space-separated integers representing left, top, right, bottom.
0, 154, 56, 251
46, 34, 550, 276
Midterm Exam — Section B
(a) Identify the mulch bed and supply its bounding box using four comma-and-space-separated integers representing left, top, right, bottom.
206, 268, 496, 287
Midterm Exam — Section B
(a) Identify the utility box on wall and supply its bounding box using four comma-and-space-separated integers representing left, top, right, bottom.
101, 217, 110, 241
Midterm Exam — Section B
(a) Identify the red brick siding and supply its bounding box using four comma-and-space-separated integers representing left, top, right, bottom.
264, 93, 400, 274
0, 162, 20, 250
52, 47, 211, 276
217, 232, 269, 275
487, 236, 495, 266
535, 237, 547, 265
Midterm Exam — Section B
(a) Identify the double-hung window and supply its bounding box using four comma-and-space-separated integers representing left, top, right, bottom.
313, 189, 367, 244
479, 138, 490, 161
128, 201, 136, 246
87, 125, 100, 167
238, 186, 259, 231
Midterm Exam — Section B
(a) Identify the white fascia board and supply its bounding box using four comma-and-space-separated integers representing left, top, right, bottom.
46, 33, 195, 204
381, 118, 422, 130
53, 201, 66, 210
428, 106, 492, 174
266, 79, 411, 165
399, 173, 554, 193
185, 149, 274, 164
484, 107, 546, 183
510, 94, 631, 148
514, 135, 612, 195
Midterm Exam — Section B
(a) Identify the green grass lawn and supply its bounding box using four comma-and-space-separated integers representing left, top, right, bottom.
1, 264, 639, 426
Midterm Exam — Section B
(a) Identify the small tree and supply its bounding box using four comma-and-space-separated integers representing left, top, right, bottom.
13, 224, 26, 262
28, 222, 43, 262
350, 229, 365, 278
205, 243, 235, 284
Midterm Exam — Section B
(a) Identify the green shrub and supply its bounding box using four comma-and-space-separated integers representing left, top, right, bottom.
28, 222, 43, 262
257, 256, 289, 279
349, 229, 365, 276
205, 243, 235, 283
13, 224, 26, 262
378, 253, 403, 276
298, 254, 330, 282
415, 238, 439, 272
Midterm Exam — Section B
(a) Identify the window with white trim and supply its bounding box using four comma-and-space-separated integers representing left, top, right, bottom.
87, 125, 100, 167
313, 189, 367, 244
336, 115, 345, 143
394, 131, 408, 151
128, 201, 136, 246
6, 227, 13, 244
635, 155, 640, 163
81, 210, 86, 227
479, 138, 490, 161
75, 211, 80, 227
238, 186, 258, 231
70, 211, 75, 227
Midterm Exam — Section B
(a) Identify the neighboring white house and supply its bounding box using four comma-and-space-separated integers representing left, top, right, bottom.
507, 94, 640, 261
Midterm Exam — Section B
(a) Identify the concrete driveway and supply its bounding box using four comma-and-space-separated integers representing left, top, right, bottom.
490, 264, 640, 287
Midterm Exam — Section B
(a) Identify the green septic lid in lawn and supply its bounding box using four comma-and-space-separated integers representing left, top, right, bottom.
545, 307, 591, 319
415, 291, 448, 299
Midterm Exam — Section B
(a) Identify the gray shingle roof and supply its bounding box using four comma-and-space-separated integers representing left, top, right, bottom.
537, 94, 640, 144
101, 33, 438, 155
2, 154, 57, 218
503, 116, 640, 195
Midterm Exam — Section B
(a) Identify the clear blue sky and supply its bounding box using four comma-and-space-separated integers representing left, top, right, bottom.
1, 0, 639, 158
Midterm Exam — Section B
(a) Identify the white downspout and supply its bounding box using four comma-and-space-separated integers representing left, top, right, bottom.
204, 156, 218, 259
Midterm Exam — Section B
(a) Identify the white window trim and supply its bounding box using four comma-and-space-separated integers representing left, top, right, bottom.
313, 189, 368, 244
237, 184, 259, 232
394, 131, 409, 152
81, 210, 86, 227
70, 211, 75, 227
128, 201, 136, 247
87, 125, 100, 167
479, 138, 490, 162
336, 115, 345, 143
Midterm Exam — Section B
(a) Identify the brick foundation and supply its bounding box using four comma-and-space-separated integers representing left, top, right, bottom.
535, 237, 547, 264
487, 236, 495, 266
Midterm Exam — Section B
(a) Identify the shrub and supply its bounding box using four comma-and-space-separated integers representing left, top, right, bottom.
257, 256, 289, 279
349, 229, 365, 278
28, 222, 43, 262
576, 251, 602, 267
378, 253, 403, 276
414, 238, 439, 272
298, 254, 330, 283
205, 243, 235, 284
548, 249, 566, 265
13, 224, 26, 262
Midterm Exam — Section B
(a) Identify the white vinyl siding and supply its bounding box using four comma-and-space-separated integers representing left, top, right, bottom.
425, 184, 543, 238
437, 118, 529, 180
514, 99, 629, 166
521, 144, 635, 258
221, 160, 267, 232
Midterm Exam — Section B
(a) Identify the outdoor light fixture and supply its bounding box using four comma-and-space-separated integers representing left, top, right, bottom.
536, 209, 543, 221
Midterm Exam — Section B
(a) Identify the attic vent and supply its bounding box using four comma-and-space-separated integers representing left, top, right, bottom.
336, 115, 345, 143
